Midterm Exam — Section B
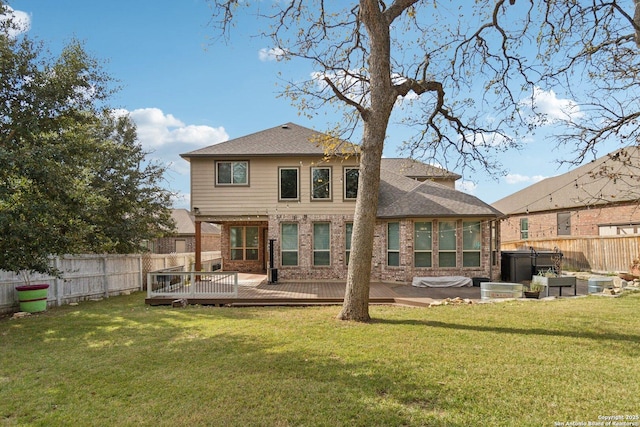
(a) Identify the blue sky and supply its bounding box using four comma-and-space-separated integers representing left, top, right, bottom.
5, 1, 623, 209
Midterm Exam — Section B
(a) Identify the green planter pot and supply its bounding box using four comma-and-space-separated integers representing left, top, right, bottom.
15, 284, 50, 313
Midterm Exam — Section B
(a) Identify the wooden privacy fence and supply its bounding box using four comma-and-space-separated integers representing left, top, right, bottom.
501, 236, 640, 273
0, 251, 220, 315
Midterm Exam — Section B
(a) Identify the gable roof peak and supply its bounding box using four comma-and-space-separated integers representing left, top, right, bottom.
180, 122, 357, 158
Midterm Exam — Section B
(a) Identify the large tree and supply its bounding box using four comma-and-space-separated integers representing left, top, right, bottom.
535, 0, 640, 162
0, 4, 174, 279
209, 0, 639, 321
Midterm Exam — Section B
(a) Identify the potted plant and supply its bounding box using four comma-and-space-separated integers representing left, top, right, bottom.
1, 226, 59, 314
14, 271, 50, 313
524, 281, 544, 299
531, 269, 577, 296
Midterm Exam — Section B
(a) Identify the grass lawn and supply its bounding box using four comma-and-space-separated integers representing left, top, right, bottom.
1, 291, 639, 426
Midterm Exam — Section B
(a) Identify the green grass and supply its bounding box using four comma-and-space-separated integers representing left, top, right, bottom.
1, 292, 639, 426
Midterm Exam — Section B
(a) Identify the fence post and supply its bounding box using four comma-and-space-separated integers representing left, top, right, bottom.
102, 256, 109, 298
138, 256, 143, 291
190, 271, 195, 298
234, 272, 238, 298
55, 256, 63, 307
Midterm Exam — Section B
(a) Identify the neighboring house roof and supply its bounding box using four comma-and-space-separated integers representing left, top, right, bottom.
180, 122, 358, 158
171, 209, 220, 235
380, 158, 461, 181
377, 168, 502, 218
492, 146, 640, 216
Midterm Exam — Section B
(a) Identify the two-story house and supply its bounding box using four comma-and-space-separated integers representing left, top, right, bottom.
181, 123, 503, 283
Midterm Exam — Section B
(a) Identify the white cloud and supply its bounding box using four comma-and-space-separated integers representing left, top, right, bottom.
171, 192, 190, 210
504, 173, 546, 185
127, 108, 229, 149
456, 180, 477, 194
0, 6, 31, 37
258, 47, 287, 62
115, 108, 230, 210
311, 69, 369, 106
520, 86, 584, 125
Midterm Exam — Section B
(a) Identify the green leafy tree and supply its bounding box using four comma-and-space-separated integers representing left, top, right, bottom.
0, 4, 174, 280
86, 111, 175, 254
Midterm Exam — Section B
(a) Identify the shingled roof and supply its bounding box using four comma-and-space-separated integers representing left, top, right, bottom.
377, 168, 502, 218
171, 209, 219, 235
180, 122, 500, 218
380, 158, 461, 181
180, 122, 358, 158
492, 146, 640, 216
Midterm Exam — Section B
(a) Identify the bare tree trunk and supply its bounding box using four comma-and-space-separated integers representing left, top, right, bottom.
337, 124, 384, 321
337, 0, 395, 321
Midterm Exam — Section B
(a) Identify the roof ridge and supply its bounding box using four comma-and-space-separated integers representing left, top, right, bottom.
492, 145, 640, 215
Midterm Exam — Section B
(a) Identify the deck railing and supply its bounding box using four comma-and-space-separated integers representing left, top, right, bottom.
147, 271, 238, 299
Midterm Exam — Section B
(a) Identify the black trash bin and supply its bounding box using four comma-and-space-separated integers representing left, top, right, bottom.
501, 250, 558, 282
501, 251, 533, 282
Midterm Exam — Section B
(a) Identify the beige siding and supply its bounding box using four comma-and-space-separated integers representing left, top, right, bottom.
191, 156, 360, 218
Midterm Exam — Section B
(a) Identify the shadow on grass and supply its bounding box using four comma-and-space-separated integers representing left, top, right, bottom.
372, 318, 640, 346
1, 300, 470, 426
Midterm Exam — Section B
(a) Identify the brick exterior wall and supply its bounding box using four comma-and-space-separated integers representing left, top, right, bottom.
222, 214, 503, 283
500, 202, 640, 242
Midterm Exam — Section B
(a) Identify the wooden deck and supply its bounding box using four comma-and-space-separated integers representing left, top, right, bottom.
145, 274, 485, 308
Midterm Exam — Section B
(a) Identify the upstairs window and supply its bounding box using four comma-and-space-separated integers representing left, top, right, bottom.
216, 161, 248, 185
279, 167, 299, 201
311, 167, 331, 200
344, 168, 359, 200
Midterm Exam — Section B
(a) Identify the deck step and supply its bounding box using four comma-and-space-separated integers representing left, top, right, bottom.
145, 297, 398, 307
